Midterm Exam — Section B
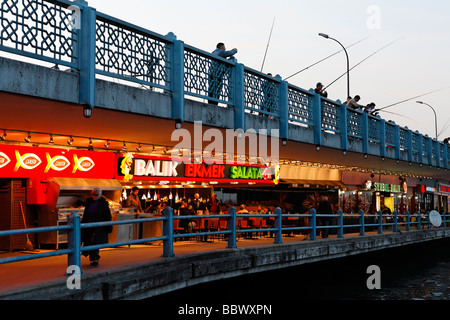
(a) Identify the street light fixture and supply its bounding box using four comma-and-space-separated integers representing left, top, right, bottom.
319, 33, 350, 98
416, 101, 438, 140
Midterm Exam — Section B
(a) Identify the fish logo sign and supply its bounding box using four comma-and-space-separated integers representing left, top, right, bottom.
45, 153, 71, 172
72, 155, 95, 173
0, 152, 11, 169
14, 151, 42, 171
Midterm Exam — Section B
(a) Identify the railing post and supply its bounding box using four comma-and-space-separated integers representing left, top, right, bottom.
427, 137, 433, 167
162, 207, 175, 258
77, 3, 96, 117
233, 63, 245, 130
443, 211, 447, 228
359, 209, 365, 236
337, 209, 344, 238
278, 77, 289, 143
311, 91, 322, 148
67, 212, 82, 275
310, 208, 317, 241
394, 124, 401, 161
393, 210, 398, 232
377, 210, 383, 234
340, 104, 348, 152
166, 32, 185, 127
362, 113, 369, 156
227, 206, 237, 249
380, 119, 386, 159
435, 140, 441, 168
406, 211, 410, 231
427, 211, 431, 229
274, 207, 283, 244
443, 143, 449, 170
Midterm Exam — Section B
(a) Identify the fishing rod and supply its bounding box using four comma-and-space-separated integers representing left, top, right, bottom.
375, 87, 450, 111
323, 37, 403, 91
374, 109, 415, 121
260, 17, 276, 73
284, 36, 371, 81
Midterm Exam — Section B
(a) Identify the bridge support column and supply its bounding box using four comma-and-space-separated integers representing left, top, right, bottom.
377, 210, 383, 234
233, 63, 245, 131
167, 33, 185, 128
359, 209, 365, 236
406, 211, 411, 231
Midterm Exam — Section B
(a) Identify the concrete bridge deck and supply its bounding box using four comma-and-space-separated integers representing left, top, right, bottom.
0, 228, 448, 300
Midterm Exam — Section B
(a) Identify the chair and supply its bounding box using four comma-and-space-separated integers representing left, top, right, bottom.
172, 218, 184, 241
208, 218, 219, 241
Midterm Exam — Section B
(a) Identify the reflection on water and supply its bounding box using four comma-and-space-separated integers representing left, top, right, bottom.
149, 238, 449, 301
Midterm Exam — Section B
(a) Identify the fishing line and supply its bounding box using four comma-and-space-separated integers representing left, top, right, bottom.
261, 17, 276, 73
284, 36, 371, 81
323, 37, 404, 91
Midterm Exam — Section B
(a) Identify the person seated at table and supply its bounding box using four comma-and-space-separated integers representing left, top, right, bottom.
179, 198, 196, 234
237, 204, 249, 214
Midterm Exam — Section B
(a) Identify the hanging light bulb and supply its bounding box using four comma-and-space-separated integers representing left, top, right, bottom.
67, 136, 73, 145
48, 134, 54, 145
104, 140, 110, 148
24, 132, 31, 143
147, 190, 151, 199
122, 142, 127, 151
152, 145, 156, 153
1, 130, 7, 141
136, 144, 142, 152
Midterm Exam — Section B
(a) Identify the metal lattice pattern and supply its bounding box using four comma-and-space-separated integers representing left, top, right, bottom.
244, 71, 279, 116
412, 132, 420, 153
368, 117, 380, 142
288, 88, 313, 125
422, 139, 429, 159
184, 49, 233, 104
385, 122, 397, 147
0, 0, 77, 66
95, 18, 169, 88
432, 141, 437, 160
399, 128, 408, 150
347, 109, 362, 138
321, 100, 340, 132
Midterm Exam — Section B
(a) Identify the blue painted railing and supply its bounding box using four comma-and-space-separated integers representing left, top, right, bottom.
0, 207, 447, 276
0, 0, 448, 168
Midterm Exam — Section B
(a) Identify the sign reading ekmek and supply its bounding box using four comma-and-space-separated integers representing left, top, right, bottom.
0, 144, 116, 179
115, 153, 279, 184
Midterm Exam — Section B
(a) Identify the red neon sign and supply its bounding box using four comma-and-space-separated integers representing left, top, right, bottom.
0, 144, 116, 179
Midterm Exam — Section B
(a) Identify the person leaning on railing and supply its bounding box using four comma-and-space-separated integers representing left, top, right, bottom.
208, 42, 238, 105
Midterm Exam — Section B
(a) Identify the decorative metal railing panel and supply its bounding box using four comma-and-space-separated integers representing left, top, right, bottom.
399, 127, 408, 151
95, 13, 170, 90
347, 108, 362, 138
411, 132, 420, 155
321, 99, 341, 133
287, 86, 313, 125
243, 69, 279, 117
368, 116, 381, 143
422, 138, 429, 159
0, 0, 77, 67
385, 122, 396, 147
184, 46, 234, 105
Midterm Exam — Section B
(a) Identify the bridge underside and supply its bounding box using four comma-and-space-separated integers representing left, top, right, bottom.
0, 92, 446, 180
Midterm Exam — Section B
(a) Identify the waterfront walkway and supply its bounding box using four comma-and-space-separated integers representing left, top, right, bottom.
1, 231, 353, 296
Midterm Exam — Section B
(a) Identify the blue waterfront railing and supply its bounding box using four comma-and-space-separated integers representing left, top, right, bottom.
0, 206, 448, 276
0, 0, 448, 167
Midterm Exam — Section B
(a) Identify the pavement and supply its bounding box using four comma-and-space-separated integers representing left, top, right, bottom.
0, 232, 316, 296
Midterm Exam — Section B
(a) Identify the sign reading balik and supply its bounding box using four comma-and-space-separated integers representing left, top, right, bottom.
116, 154, 277, 184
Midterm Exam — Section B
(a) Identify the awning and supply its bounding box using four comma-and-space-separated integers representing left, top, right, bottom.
279, 165, 346, 189
51, 178, 123, 191
281, 179, 347, 189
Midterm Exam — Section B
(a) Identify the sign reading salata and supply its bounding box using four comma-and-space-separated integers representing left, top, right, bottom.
116, 153, 279, 184
0, 145, 115, 179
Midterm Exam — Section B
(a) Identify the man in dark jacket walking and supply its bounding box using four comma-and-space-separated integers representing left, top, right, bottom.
81, 187, 112, 266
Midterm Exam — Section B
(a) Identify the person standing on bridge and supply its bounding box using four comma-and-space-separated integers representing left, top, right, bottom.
346, 95, 364, 110
81, 187, 112, 266
208, 42, 238, 105
314, 82, 328, 98
317, 195, 333, 239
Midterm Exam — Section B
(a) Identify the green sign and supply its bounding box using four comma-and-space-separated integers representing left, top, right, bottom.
374, 182, 401, 193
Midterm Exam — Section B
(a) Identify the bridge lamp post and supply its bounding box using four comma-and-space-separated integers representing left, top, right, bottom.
318, 33, 350, 99
416, 101, 438, 141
